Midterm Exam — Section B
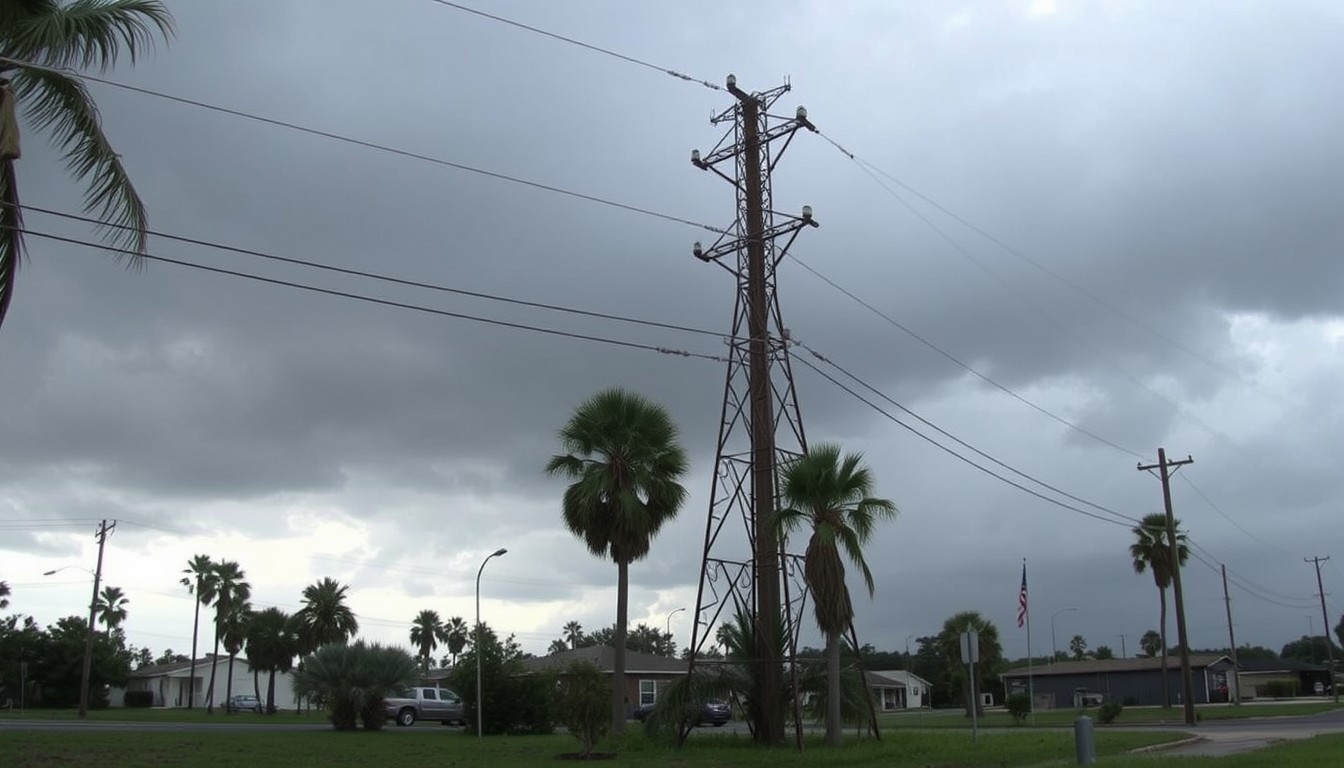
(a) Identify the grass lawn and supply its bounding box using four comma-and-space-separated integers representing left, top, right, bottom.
1105, 732, 1344, 766
1, 707, 331, 725
878, 701, 1344, 729
3, 727, 1182, 767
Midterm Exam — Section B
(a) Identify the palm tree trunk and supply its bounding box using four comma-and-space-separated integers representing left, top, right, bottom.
824, 629, 841, 746
1159, 586, 1170, 708
206, 630, 221, 713
225, 653, 236, 714
187, 597, 200, 709
611, 558, 629, 736
253, 669, 261, 704
266, 669, 277, 715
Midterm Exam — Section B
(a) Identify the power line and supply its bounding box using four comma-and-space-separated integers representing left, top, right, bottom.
18, 203, 730, 341
795, 340, 1140, 527
789, 351, 1136, 529
1179, 475, 1298, 557
0, 57, 726, 236
14, 227, 728, 364
426, 1, 724, 93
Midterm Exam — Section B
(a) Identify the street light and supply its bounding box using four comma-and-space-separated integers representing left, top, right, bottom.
665, 607, 686, 638
1051, 607, 1078, 666
904, 633, 917, 709
44, 565, 100, 718
475, 547, 507, 739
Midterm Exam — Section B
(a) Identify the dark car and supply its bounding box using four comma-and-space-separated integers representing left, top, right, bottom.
226, 694, 261, 714
632, 699, 731, 727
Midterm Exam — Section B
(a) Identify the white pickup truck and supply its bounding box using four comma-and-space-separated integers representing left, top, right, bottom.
384, 686, 466, 727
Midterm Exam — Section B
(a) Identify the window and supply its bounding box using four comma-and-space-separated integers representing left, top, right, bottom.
639, 680, 657, 706
422, 689, 437, 700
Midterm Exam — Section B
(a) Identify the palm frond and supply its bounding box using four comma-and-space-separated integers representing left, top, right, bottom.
0, 158, 20, 328
12, 65, 147, 259
8, 0, 174, 71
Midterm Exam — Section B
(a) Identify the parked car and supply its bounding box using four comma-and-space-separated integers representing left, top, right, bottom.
226, 694, 261, 714
632, 699, 731, 727
384, 686, 466, 727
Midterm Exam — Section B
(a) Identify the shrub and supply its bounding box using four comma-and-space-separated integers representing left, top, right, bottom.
555, 661, 609, 756
449, 633, 555, 735
123, 690, 154, 708
1097, 701, 1123, 724
1263, 679, 1298, 699
1005, 693, 1031, 725
292, 641, 418, 731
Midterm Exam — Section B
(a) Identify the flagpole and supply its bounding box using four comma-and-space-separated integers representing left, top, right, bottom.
1025, 558, 1035, 726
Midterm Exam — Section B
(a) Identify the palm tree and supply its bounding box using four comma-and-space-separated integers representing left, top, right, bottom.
292, 641, 417, 731
409, 609, 448, 682
1139, 629, 1163, 657
548, 638, 569, 655
563, 620, 584, 650
0, 0, 174, 330
775, 443, 896, 745
94, 584, 129, 636
1130, 512, 1189, 708
545, 387, 689, 735
179, 554, 214, 709
205, 560, 249, 713
220, 599, 251, 714
936, 611, 1003, 718
0, 580, 10, 609
294, 577, 359, 650
244, 607, 298, 714
445, 615, 468, 667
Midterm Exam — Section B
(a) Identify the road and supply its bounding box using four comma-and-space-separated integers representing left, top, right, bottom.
1121, 706, 1344, 756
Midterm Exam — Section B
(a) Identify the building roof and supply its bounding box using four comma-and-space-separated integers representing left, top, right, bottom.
1001, 654, 1232, 678
1236, 658, 1328, 673
865, 669, 931, 689
520, 646, 688, 675
128, 654, 230, 678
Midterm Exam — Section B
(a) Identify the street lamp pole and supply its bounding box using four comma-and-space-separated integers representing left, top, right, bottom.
904, 633, 916, 709
1051, 607, 1078, 668
475, 547, 507, 739
665, 607, 686, 639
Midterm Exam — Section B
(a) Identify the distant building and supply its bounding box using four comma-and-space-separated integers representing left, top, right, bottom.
865, 669, 932, 710
999, 655, 1238, 708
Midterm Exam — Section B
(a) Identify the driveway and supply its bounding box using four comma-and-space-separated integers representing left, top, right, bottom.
1120, 707, 1344, 756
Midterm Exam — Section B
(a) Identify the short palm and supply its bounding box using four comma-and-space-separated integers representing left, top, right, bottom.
775, 443, 895, 745
0, 0, 174, 329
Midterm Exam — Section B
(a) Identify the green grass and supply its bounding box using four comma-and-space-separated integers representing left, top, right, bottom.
1103, 732, 1344, 766
878, 702, 1344, 728
3, 727, 1181, 767
0, 707, 330, 725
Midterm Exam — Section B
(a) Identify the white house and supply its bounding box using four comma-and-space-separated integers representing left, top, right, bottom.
113, 654, 297, 709
865, 669, 932, 710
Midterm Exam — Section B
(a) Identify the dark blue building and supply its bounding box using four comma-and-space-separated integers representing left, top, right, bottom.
1000, 654, 1237, 708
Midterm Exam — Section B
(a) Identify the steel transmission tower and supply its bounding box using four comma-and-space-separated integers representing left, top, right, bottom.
684, 75, 817, 747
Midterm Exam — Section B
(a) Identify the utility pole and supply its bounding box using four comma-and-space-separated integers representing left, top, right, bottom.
79, 519, 115, 718
1220, 565, 1240, 705
1306, 555, 1338, 703
1137, 448, 1196, 726
1115, 634, 1128, 659
685, 74, 818, 748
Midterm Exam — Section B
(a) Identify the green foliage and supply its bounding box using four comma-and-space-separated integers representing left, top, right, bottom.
123, 690, 153, 708
575, 622, 675, 657
1139, 629, 1162, 657
555, 661, 609, 756
294, 577, 359, 651
1098, 701, 1123, 724
1094, 645, 1115, 660
448, 625, 555, 735
936, 611, 1004, 717
1262, 679, 1299, 698
292, 641, 417, 730
1235, 644, 1279, 661
1280, 635, 1343, 664
1006, 693, 1031, 724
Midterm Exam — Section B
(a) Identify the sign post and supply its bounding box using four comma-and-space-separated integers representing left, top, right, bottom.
960, 630, 980, 742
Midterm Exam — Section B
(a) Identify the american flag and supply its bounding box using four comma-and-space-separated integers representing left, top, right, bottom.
1016, 563, 1029, 629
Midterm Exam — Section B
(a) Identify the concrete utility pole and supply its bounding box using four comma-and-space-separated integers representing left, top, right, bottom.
1137, 448, 1196, 726
1306, 555, 1338, 703
1221, 564, 1240, 705
79, 519, 115, 718
1115, 634, 1128, 659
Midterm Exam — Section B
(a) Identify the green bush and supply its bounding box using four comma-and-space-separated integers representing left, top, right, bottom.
1005, 693, 1031, 725
555, 661, 609, 756
1097, 701, 1123, 724
292, 641, 418, 731
1262, 679, 1298, 699
123, 690, 154, 708
449, 633, 555, 735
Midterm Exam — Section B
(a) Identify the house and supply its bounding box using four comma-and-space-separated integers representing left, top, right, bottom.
1000, 655, 1238, 708
1236, 658, 1332, 699
519, 646, 688, 715
865, 669, 931, 710
113, 654, 296, 709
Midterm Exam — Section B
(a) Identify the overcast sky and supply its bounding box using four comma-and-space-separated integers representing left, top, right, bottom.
4, 0, 1343, 668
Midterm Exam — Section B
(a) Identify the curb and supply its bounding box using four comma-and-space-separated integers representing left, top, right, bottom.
1127, 735, 1205, 754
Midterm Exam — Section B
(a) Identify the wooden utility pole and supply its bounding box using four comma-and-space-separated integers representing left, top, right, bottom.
79, 519, 114, 718
1137, 449, 1196, 726
1221, 564, 1240, 705
1306, 555, 1338, 703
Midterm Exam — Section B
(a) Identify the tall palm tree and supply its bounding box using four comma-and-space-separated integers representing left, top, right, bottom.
563, 620, 584, 650
0, 0, 174, 330
775, 443, 896, 746
205, 560, 249, 713
0, 580, 10, 609
445, 615, 468, 667
220, 599, 251, 714
93, 584, 129, 636
1130, 512, 1188, 708
408, 609, 448, 682
936, 611, 1003, 718
294, 577, 359, 651
179, 553, 214, 709
545, 387, 689, 735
